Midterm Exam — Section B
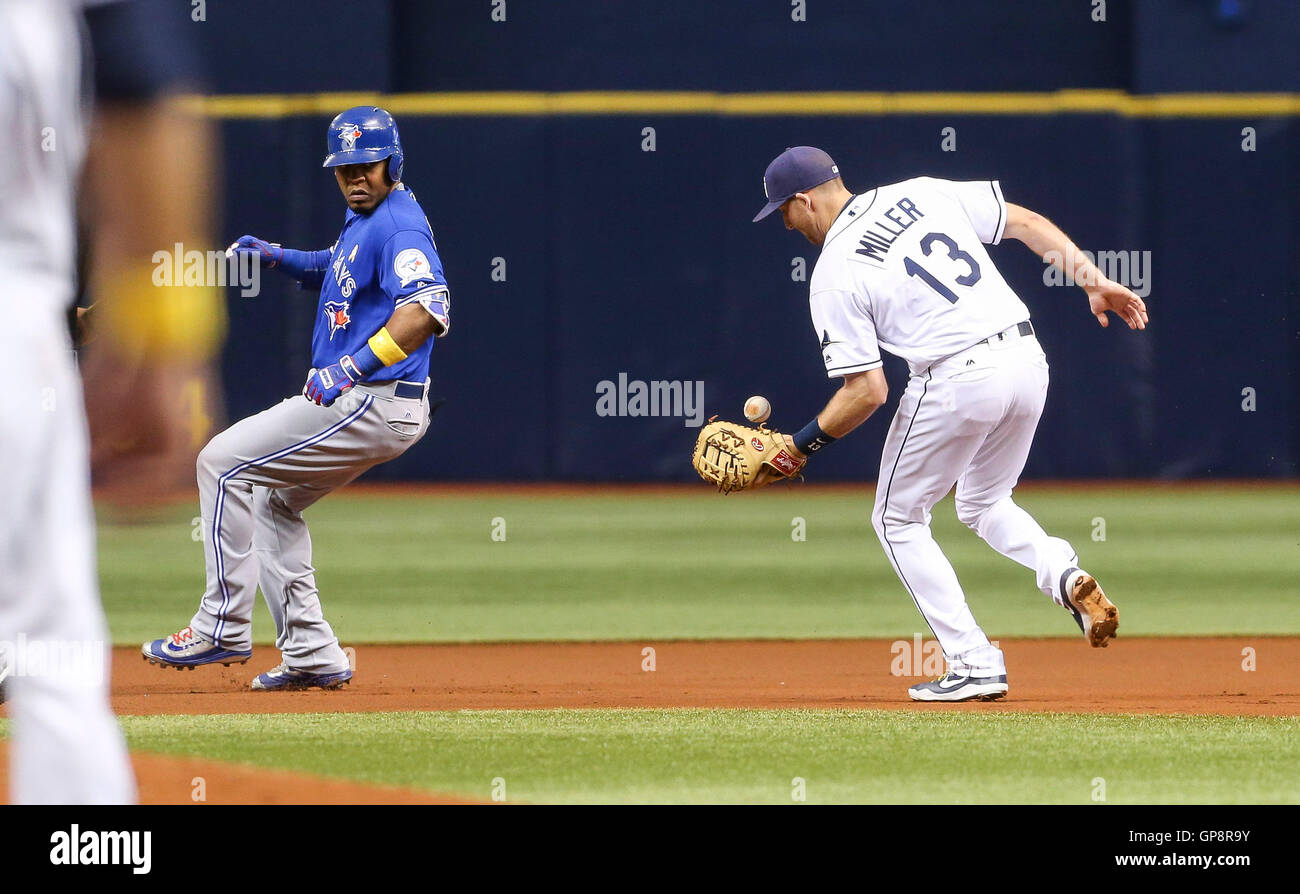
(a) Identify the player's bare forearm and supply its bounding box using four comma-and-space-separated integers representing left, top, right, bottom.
1003, 202, 1149, 330
818, 368, 888, 438
384, 304, 443, 353
778, 368, 887, 462
88, 99, 216, 277
1002, 203, 1098, 282
81, 96, 225, 503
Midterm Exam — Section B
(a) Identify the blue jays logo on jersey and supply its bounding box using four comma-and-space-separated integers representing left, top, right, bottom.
323, 301, 351, 340
338, 124, 362, 151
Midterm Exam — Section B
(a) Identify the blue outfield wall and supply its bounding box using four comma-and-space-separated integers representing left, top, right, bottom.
214, 110, 1298, 481
185, 0, 1297, 480
180, 0, 1297, 97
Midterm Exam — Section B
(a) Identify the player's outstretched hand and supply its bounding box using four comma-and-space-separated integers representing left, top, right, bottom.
226, 235, 283, 267
1086, 275, 1149, 330
303, 357, 361, 406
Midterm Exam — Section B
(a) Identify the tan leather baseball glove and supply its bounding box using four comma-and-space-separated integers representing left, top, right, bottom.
691, 419, 806, 494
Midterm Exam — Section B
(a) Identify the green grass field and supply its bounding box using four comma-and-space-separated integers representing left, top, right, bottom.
12, 485, 1297, 804
99, 486, 1300, 644
114, 709, 1300, 804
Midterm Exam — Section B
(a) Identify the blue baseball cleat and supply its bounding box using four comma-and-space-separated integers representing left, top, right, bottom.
251, 663, 353, 691
908, 670, 1008, 702
141, 626, 252, 670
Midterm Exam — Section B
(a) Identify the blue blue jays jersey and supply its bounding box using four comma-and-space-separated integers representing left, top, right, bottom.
311, 186, 450, 382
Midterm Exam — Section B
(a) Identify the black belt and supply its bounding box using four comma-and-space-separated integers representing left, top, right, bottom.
982, 320, 1034, 345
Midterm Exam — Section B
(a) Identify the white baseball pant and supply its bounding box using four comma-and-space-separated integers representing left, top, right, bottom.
0, 302, 135, 804
872, 328, 1078, 676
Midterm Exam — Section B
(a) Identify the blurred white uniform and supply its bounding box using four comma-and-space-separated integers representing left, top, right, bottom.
810, 177, 1079, 677
0, 0, 134, 803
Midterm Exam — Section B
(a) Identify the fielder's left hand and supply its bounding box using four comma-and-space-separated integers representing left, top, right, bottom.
304, 356, 361, 406
753, 433, 807, 488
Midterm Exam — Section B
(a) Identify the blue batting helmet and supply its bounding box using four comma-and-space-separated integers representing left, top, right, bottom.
322, 106, 404, 182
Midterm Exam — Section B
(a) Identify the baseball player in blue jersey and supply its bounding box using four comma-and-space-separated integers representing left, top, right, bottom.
142, 106, 451, 690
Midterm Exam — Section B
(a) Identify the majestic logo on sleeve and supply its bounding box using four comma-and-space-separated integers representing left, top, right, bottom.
338, 124, 362, 150
394, 248, 432, 287
323, 301, 351, 340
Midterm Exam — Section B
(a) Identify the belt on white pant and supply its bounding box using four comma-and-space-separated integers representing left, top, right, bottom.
923, 321, 1038, 376
978, 319, 1035, 346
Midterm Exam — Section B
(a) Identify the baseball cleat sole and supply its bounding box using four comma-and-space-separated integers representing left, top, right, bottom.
909, 685, 1008, 703
908, 674, 1009, 702
141, 653, 251, 669
251, 679, 351, 691
250, 665, 353, 691
143, 652, 252, 665
1069, 573, 1119, 647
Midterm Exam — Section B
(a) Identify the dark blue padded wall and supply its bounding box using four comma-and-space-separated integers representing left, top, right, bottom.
193, 1, 1296, 480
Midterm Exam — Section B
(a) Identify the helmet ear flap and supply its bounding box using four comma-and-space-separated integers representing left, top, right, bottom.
387, 151, 403, 183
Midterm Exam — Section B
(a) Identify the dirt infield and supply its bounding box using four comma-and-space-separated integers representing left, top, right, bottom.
0, 743, 477, 804
113, 636, 1298, 717
5, 636, 1294, 803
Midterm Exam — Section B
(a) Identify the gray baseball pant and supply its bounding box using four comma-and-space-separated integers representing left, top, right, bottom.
187, 380, 431, 672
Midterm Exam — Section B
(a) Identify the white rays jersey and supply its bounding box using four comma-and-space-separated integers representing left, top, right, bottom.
0, 0, 134, 803
810, 177, 1030, 377
0, 0, 87, 320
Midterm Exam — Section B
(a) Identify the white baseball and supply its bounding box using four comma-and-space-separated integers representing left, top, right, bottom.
744, 395, 771, 424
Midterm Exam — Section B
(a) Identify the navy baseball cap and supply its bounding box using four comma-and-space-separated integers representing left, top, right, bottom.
752, 146, 840, 222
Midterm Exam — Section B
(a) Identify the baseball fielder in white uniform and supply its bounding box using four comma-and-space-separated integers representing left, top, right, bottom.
0, 2, 127, 798
2, 0, 222, 802
753, 147, 1148, 701
0, 0, 207, 803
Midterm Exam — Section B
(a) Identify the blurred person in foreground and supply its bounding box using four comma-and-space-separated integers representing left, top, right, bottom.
0, 0, 223, 803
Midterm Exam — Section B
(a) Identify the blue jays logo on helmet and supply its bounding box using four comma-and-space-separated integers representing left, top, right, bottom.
322, 106, 404, 182
337, 124, 362, 151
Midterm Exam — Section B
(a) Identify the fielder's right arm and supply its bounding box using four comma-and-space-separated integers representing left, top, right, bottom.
1003, 203, 1150, 330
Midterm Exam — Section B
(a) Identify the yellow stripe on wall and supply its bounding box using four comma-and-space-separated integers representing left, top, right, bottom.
180, 90, 1300, 119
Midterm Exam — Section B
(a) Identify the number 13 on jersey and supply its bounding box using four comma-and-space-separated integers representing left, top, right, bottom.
903, 231, 981, 304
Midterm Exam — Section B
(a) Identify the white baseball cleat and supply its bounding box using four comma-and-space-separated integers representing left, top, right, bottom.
908, 670, 1008, 702
1062, 569, 1119, 647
